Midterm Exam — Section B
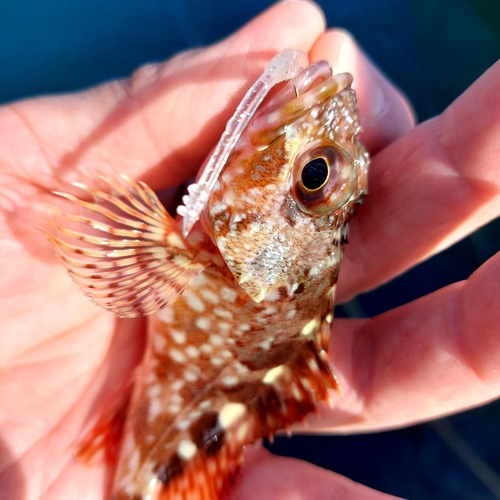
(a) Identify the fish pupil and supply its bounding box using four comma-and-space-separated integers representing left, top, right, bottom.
301, 158, 329, 190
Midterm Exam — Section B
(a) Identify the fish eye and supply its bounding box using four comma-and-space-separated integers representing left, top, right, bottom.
301, 157, 330, 191
293, 144, 356, 215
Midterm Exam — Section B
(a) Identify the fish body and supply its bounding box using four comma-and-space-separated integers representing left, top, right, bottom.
46, 56, 369, 499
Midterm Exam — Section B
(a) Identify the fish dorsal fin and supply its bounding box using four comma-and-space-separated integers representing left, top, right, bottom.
43, 176, 206, 318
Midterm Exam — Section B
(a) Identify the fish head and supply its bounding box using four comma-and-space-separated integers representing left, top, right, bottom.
204, 60, 369, 302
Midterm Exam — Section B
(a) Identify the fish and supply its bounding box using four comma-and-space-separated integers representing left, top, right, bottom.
44, 52, 369, 500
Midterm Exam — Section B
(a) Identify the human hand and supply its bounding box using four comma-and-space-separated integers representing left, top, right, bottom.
1, 1, 498, 499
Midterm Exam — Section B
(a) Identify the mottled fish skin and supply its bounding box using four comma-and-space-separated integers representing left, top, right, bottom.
45, 60, 369, 500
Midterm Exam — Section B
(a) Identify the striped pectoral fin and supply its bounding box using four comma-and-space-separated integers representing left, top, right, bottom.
43, 175, 206, 317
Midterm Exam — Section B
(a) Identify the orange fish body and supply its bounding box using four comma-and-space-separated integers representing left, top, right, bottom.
46, 54, 369, 499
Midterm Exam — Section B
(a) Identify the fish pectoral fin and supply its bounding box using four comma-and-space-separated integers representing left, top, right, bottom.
75, 375, 134, 465
43, 175, 207, 318
121, 341, 337, 500
153, 438, 244, 500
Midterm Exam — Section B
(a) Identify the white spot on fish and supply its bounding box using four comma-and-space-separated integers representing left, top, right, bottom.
147, 383, 161, 398
148, 396, 162, 422
171, 379, 184, 392
169, 348, 186, 364
188, 409, 202, 421
191, 272, 208, 286
210, 334, 224, 346
177, 440, 197, 461
220, 286, 238, 302
186, 345, 199, 358
199, 400, 212, 410
219, 322, 231, 335
200, 289, 220, 304
167, 403, 181, 414
210, 357, 224, 367
184, 368, 199, 382
263, 365, 285, 385
222, 191, 235, 206
175, 420, 191, 431
263, 288, 281, 302
214, 308, 233, 320
222, 376, 239, 386
128, 449, 140, 473
195, 317, 211, 330
236, 421, 250, 442
301, 318, 318, 337
308, 357, 320, 373
292, 384, 302, 401
219, 403, 246, 430
184, 292, 205, 312
258, 338, 273, 350
170, 393, 183, 405
210, 201, 228, 216
309, 266, 320, 277
171, 329, 186, 344
200, 343, 213, 354
234, 362, 249, 375
263, 305, 278, 315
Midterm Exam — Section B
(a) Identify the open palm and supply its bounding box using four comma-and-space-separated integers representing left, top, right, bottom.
1, 2, 499, 499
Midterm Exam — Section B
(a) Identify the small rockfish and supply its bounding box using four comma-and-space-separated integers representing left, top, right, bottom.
46, 51, 369, 499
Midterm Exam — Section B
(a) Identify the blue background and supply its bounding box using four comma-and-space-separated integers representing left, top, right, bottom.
1, 0, 499, 498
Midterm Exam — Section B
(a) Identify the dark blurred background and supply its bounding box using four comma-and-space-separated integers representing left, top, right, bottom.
1, 0, 499, 498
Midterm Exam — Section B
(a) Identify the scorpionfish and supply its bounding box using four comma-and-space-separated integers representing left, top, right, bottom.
46, 53, 369, 500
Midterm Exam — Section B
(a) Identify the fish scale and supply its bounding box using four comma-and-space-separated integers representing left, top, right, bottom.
45, 54, 369, 499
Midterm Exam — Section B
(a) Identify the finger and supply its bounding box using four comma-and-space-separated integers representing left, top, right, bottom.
299, 251, 500, 433
234, 447, 403, 500
337, 60, 500, 302
310, 29, 415, 154
0, 0, 325, 193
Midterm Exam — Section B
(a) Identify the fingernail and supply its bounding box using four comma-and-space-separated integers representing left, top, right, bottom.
330, 30, 387, 122
328, 29, 356, 75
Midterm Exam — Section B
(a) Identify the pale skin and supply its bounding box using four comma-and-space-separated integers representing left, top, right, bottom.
1, 1, 499, 499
